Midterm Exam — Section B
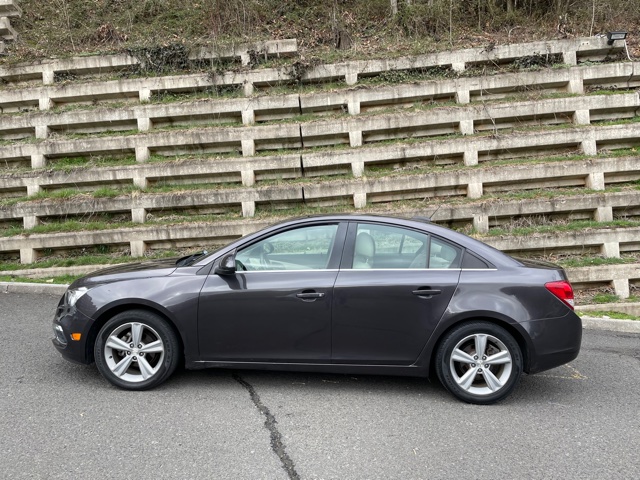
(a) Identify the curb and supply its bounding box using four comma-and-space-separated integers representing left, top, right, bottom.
576, 302, 640, 316
2, 281, 639, 334
580, 316, 640, 334
1, 282, 68, 295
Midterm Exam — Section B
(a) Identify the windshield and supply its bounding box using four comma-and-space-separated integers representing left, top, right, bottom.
177, 244, 227, 266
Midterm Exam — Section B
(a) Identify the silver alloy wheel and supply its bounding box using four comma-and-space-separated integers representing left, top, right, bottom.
449, 333, 513, 396
103, 322, 165, 383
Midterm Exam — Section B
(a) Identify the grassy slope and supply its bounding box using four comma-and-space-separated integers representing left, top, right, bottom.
4, 0, 640, 62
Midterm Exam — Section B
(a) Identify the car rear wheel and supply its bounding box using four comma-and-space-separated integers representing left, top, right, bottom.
94, 310, 180, 390
436, 321, 523, 405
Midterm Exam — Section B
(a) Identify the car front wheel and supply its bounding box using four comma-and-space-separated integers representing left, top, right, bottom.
436, 321, 523, 405
94, 310, 180, 390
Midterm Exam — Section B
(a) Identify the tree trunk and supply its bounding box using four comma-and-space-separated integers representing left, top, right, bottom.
336, 30, 353, 50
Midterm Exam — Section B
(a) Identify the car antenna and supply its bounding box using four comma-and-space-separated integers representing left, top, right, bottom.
413, 203, 443, 223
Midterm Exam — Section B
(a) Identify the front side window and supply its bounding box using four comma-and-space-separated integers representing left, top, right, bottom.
236, 224, 338, 271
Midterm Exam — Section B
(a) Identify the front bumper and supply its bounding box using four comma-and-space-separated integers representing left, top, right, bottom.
521, 310, 583, 374
51, 296, 95, 365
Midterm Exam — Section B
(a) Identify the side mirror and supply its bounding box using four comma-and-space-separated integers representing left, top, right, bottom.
214, 250, 237, 276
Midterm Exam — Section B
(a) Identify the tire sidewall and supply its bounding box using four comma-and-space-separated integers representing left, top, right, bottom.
436, 321, 523, 405
94, 310, 179, 391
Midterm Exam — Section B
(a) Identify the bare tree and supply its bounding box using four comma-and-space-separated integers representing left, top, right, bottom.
507, 0, 515, 13
391, 0, 398, 15
391, 0, 416, 16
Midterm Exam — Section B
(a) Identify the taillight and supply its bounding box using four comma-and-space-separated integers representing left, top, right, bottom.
545, 281, 575, 310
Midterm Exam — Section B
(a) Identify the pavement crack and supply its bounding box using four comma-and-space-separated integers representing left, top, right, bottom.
234, 373, 300, 480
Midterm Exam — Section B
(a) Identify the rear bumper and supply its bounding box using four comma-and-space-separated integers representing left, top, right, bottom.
521, 311, 583, 374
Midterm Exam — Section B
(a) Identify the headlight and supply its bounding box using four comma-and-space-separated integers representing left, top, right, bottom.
66, 287, 88, 307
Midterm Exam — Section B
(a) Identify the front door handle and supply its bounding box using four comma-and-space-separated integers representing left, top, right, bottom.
296, 291, 325, 300
412, 289, 442, 297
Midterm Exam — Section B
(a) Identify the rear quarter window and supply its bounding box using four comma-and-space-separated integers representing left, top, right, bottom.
461, 251, 491, 269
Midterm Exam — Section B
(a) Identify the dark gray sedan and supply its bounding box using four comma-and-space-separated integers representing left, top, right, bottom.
52, 214, 582, 404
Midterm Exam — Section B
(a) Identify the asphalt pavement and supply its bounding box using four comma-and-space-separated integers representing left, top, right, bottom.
1, 292, 639, 479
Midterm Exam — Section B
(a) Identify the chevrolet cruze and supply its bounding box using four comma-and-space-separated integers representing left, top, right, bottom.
52, 214, 582, 404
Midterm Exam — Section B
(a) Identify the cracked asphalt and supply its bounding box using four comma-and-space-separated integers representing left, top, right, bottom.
1, 292, 639, 479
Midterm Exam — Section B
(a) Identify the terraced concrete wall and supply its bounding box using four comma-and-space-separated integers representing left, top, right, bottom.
0, 39, 298, 85
2, 157, 639, 227
1, 35, 639, 298
2, 59, 639, 114
0, 0, 19, 54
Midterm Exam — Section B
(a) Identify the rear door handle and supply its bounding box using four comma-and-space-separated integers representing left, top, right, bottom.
412, 289, 442, 297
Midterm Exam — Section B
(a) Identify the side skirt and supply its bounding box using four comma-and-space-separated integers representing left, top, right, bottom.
187, 360, 429, 378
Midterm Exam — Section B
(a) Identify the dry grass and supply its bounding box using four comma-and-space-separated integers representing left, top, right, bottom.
4, 1, 640, 63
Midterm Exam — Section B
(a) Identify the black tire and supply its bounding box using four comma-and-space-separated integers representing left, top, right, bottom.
94, 310, 180, 391
435, 321, 523, 405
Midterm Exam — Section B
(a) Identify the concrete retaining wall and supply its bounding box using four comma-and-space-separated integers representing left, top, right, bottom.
0, 15, 16, 41
1, 172, 638, 230
1, 48, 637, 114
0, 0, 20, 43
301, 93, 640, 148
1, 116, 639, 171
0, 39, 297, 84
0, 0, 22, 17
301, 124, 640, 176
1, 37, 639, 295
298, 36, 624, 85
0, 123, 303, 168
300, 62, 640, 113
0, 36, 619, 89
0, 94, 301, 139
484, 227, 639, 259
4, 89, 637, 145
0, 153, 302, 196
1, 144, 639, 208
300, 155, 640, 211
0, 218, 273, 263
568, 263, 639, 298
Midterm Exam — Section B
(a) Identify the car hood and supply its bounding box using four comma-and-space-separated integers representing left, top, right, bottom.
71, 258, 179, 288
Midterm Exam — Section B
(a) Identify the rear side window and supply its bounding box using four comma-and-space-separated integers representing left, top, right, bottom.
350, 224, 463, 270
429, 237, 462, 269
352, 223, 429, 269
